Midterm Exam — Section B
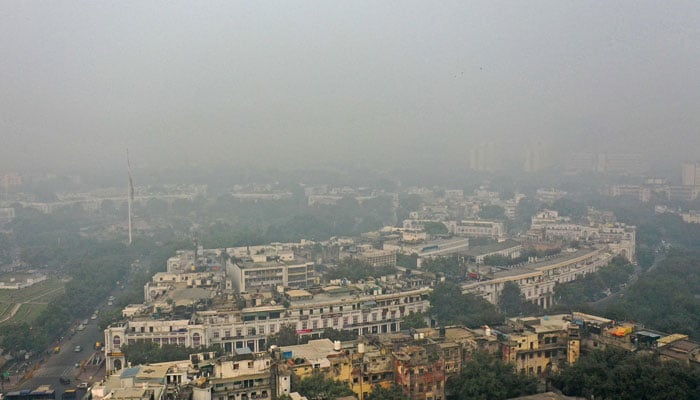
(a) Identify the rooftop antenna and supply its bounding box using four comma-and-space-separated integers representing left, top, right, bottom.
127, 149, 134, 245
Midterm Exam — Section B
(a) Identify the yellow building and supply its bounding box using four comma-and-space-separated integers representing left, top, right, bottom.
501, 315, 580, 377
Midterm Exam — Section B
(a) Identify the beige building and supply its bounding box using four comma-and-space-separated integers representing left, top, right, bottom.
501, 315, 580, 377
227, 254, 315, 293
462, 248, 616, 309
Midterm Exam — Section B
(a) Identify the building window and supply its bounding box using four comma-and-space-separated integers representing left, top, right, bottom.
213, 331, 220, 338
192, 333, 201, 347
113, 335, 121, 349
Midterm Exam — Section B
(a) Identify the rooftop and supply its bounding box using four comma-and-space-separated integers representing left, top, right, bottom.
460, 239, 522, 257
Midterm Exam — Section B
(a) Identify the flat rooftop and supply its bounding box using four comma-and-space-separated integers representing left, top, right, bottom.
460, 239, 522, 257
237, 255, 311, 269
278, 339, 340, 361
485, 248, 603, 280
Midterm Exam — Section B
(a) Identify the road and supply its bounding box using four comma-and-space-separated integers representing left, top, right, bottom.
15, 293, 122, 396
590, 253, 666, 310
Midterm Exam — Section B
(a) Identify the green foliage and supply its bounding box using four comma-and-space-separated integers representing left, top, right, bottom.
478, 205, 506, 220
267, 324, 301, 347
553, 260, 634, 310
0, 233, 12, 264
98, 309, 124, 331
325, 258, 396, 281
320, 328, 358, 342
421, 255, 463, 279
423, 221, 448, 235
512, 197, 542, 233
551, 198, 587, 221
635, 246, 655, 271
396, 253, 418, 269
604, 248, 700, 339
401, 311, 428, 329
294, 374, 354, 400
482, 254, 513, 266
429, 282, 501, 327
366, 384, 410, 400
446, 352, 538, 400
483, 246, 561, 267
121, 341, 223, 365
498, 282, 539, 317
551, 347, 700, 400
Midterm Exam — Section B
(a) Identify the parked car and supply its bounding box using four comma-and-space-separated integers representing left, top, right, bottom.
74, 345, 81, 352
76, 382, 88, 389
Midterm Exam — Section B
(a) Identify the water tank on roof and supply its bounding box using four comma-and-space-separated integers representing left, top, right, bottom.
334, 341, 341, 351
358, 343, 365, 354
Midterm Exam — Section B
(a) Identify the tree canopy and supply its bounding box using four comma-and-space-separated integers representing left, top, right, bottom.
498, 282, 539, 317
366, 384, 410, 400
429, 282, 501, 327
294, 374, 354, 400
551, 347, 700, 400
446, 352, 538, 400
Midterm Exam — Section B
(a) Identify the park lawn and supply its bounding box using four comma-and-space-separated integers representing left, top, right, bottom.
0, 278, 65, 303
0, 279, 66, 326
0, 302, 13, 319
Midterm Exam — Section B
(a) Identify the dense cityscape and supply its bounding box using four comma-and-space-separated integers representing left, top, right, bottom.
0, 156, 700, 399
2, 2, 700, 399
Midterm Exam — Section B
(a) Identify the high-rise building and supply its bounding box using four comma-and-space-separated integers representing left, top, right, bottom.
681, 162, 700, 186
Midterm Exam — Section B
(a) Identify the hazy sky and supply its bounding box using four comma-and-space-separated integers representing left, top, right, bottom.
1, 1, 699, 173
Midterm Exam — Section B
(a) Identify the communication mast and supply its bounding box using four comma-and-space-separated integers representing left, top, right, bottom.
127, 149, 134, 245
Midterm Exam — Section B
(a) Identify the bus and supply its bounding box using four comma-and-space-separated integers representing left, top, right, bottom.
61, 390, 76, 400
5, 386, 56, 400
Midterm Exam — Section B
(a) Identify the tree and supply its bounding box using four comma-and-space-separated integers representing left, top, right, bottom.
423, 221, 448, 235
446, 352, 538, 400
479, 205, 506, 220
551, 348, 700, 400
396, 253, 418, 269
498, 282, 537, 317
325, 258, 396, 282
366, 384, 410, 400
294, 374, 354, 400
321, 328, 358, 342
551, 198, 587, 221
429, 282, 502, 327
268, 324, 300, 346
421, 255, 463, 279
401, 311, 428, 330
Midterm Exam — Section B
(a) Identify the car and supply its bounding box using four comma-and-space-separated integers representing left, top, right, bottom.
74, 363, 80, 368
76, 382, 88, 389
74, 345, 81, 352
82, 319, 89, 325
59, 377, 71, 385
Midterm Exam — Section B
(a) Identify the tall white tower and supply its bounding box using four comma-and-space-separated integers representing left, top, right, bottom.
127, 149, 134, 245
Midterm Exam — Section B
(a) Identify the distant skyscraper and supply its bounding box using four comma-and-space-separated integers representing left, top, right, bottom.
567, 152, 646, 175
681, 162, 700, 186
524, 140, 548, 172
469, 141, 499, 172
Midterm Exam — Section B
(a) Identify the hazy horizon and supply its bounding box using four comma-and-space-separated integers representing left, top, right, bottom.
2, 1, 699, 174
